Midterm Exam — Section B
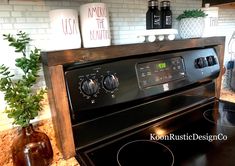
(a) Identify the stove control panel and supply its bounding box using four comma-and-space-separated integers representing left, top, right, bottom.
136, 57, 185, 89
64, 48, 220, 122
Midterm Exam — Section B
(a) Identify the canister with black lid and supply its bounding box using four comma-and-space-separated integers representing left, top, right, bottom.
146, 0, 161, 29
161, 1, 172, 29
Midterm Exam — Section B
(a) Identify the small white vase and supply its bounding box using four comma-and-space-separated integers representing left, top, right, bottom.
178, 17, 205, 39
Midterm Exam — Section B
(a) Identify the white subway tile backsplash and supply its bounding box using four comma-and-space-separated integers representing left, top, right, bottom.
102, 0, 124, 4
134, 0, 144, 4
11, 11, 23, 17
123, 17, 135, 22
70, 1, 82, 7
111, 3, 123, 8
37, 29, 48, 34
3, 18, 16, 23
26, 18, 45, 23
32, 5, 50, 12
108, 8, 119, 13
129, 26, 135, 30
134, 25, 145, 30
61, 1, 71, 7
13, 5, 33, 11
15, 18, 26, 23
44, 1, 63, 7
112, 18, 125, 22
0, 0, 8, 4
9, 0, 45, 6
117, 12, 132, 18
124, 0, 135, 4
2, 24, 13, 29
120, 27, 130, 30
134, 17, 145, 22
110, 27, 120, 30
25, 11, 49, 17
13, 23, 49, 29
0, 11, 11, 17
0, 5, 13, 11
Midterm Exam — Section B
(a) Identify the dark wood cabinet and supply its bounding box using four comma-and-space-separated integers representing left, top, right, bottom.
202, 0, 235, 8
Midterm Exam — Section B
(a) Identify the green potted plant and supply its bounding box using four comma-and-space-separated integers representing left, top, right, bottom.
0, 31, 53, 166
176, 9, 207, 39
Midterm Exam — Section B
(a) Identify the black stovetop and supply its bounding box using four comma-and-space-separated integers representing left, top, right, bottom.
76, 100, 235, 166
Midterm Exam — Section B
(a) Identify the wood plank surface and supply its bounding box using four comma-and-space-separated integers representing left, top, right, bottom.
42, 37, 225, 67
43, 64, 75, 159
213, 2, 235, 8
215, 44, 226, 99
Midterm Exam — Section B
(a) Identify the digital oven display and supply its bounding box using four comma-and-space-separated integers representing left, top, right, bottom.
157, 62, 167, 69
136, 57, 186, 89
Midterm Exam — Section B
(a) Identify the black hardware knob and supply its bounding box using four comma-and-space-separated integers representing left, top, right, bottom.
207, 56, 217, 66
81, 79, 99, 96
195, 57, 208, 69
103, 74, 119, 91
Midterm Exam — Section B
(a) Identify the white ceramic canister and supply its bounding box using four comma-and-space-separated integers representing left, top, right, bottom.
49, 9, 81, 50
80, 3, 111, 48
201, 4, 219, 37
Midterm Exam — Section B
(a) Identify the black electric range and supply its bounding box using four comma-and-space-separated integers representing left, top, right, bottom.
64, 47, 235, 166
74, 99, 235, 166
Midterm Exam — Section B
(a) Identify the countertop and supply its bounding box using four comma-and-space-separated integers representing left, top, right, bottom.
0, 88, 234, 166
0, 119, 79, 166
220, 88, 235, 103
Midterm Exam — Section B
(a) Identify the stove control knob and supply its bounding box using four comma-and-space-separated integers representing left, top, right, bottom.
195, 57, 208, 69
81, 79, 99, 96
103, 74, 119, 91
207, 56, 217, 66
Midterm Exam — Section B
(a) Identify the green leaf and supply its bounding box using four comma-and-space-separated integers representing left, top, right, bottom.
176, 9, 208, 21
2, 71, 10, 76
1, 31, 45, 127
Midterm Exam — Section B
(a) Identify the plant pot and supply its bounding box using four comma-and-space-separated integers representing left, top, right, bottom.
12, 124, 53, 166
178, 17, 205, 39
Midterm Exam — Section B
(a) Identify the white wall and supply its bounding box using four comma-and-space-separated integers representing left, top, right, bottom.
0, 0, 234, 130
